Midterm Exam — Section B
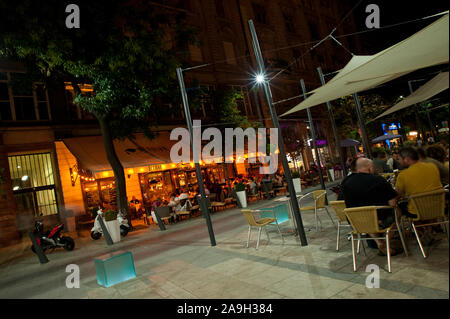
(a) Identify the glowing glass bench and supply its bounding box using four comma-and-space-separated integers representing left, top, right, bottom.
257, 203, 290, 224
94, 251, 136, 287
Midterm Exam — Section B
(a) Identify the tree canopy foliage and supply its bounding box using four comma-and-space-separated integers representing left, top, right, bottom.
0, 0, 196, 138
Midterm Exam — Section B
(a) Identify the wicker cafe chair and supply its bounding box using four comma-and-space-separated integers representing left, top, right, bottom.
408, 189, 448, 258
241, 209, 284, 250
298, 190, 336, 231
329, 200, 352, 251
344, 206, 396, 273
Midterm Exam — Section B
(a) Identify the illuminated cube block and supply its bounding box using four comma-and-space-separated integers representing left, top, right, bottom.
94, 251, 136, 287
259, 203, 289, 224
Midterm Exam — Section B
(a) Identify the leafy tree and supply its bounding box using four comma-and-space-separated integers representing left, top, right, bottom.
0, 0, 196, 221
335, 94, 398, 141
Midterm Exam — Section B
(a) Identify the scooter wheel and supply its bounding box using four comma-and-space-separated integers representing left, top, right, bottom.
91, 231, 102, 240
61, 236, 75, 251
120, 225, 129, 237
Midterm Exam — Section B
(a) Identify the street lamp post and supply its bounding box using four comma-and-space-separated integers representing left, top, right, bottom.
176, 67, 216, 247
317, 67, 347, 176
408, 80, 435, 140
352, 93, 372, 159
300, 79, 327, 203
248, 19, 308, 246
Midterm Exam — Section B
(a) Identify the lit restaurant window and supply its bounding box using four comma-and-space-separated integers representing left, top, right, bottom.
8, 153, 58, 217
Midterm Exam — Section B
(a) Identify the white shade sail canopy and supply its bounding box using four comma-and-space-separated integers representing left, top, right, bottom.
282, 13, 449, 117
373, 72, 449, 120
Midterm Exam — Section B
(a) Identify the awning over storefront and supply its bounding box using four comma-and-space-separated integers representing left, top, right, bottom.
373, 72, 449, 120
281, 12, 449, 116
63, 132, 176, 172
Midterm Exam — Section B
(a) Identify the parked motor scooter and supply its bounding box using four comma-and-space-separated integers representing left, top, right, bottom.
30, 220, 75, 253
91, 209, 130, 240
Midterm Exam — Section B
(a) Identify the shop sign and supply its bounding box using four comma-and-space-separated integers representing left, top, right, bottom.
149, 164, 162, 171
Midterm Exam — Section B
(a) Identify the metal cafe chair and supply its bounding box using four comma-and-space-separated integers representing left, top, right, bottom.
344, 206, 397, 273
241, 209, 284, 250
329, 200, 353, 251
407, 189, 448, 258
298, 190, 336, 231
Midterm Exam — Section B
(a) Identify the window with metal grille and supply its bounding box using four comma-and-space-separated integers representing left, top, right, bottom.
8, 153, 58, 217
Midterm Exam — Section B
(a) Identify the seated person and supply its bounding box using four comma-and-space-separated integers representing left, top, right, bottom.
152, 197, 163, 208
391, 150, 404, 170
373, 150, 393, 174
167, 193, 178, 211
396, 147, 442, 217
423, 145, 449, 185
248, 177, 257, 195
174, 193, 192, 221
340, 157, 402, 256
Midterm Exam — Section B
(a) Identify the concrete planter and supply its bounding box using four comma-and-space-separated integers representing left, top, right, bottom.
236, 191, 247, 208
105, 219, 121, 243
293, 178, 302, 193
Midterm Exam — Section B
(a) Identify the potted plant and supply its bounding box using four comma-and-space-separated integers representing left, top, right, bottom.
235, 182, 247, 208
104, 210, 121, 243
325, 163, 334, 181
291, 171, 302, 193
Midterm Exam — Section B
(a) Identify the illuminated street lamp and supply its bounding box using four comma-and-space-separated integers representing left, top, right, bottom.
255, 74, 265, 83
249, 19, 308, 246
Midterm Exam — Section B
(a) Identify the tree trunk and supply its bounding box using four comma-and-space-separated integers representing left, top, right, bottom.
97, 116, 131, 228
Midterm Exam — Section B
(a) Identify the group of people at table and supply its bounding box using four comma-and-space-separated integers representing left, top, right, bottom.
127, 173, 287, 224
338, 143, 448, 256
129, 140, 449, 251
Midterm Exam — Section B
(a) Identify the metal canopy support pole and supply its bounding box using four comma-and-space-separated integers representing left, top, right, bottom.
248, 19, 308, 246
352, 93, 372, 159
425, 105, 436, 140
408, 81, 426, 141
176, 67, 216, 247
317, 67, 347, 176
300, 80, 327, 201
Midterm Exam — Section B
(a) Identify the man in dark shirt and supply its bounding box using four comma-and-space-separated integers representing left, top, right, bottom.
339, 158, 401, 255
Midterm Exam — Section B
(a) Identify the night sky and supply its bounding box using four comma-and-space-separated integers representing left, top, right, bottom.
344, 0, 449, 101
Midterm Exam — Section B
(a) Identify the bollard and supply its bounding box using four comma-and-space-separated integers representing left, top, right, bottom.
29, 232, 49, 264
153, 209, 166, 231
98, 216, 114, 246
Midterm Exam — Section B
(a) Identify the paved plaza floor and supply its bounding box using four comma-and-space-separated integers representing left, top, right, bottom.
0, 188, 448, 299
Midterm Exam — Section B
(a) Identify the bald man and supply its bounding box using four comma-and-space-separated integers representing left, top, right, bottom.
340, 157, 402, 255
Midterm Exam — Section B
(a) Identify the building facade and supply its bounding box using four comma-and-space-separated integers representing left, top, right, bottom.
0, 0, 362, 247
